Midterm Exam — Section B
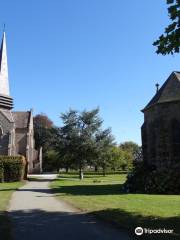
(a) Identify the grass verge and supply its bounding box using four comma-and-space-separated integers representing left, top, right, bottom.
0, 181, 24, 240
51, 173, 180, 240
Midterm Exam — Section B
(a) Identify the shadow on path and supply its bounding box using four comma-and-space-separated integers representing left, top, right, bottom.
8, 209, 131, 240
5, 208, 180, 240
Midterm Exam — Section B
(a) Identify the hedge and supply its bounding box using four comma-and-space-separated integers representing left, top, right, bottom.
0, 156, 26, 182
124, 162, 180, 194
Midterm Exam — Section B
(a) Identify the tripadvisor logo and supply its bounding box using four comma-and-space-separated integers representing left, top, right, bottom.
135, 227, 174, 235
135, 227, 143, 236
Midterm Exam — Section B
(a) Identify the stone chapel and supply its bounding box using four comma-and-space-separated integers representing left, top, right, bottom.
142, 71, 180, 168
0, 32, 42, 173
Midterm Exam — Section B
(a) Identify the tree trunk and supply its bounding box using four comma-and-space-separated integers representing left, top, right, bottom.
79, 168, 84, 180
95, 165, 98, 172
65, 166, 69, 173
103, 167, 106, 176
23, 161, 28, 180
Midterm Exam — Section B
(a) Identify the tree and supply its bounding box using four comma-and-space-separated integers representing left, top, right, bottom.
43, 149, 59, 172
119, 141, 140, 171
57, 108, 114, 179
109, 146, 128, 171
95, 129, 115, 176
33, 113, 54, 152
153, 0, 180, 55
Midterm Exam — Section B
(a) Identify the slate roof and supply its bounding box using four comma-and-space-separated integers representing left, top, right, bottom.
0, 109, 14, 122
12, 111, 30, 129
142, 71, 180, 112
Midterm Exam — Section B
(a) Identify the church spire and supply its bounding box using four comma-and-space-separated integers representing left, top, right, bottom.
0, 32, 10, 96
0, 31, 13, 110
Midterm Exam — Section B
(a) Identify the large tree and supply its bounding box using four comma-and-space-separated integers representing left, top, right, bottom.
153, 0, 180, 55
57, 108, 114, 179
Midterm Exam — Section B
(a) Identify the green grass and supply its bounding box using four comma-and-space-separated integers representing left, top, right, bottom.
0, 181, 24, 240
51, 173, 180, 239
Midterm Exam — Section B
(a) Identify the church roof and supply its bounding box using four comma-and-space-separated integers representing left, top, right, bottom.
142, 71, 180, 112
12, 111, 31, 129
0, 109, 14, 122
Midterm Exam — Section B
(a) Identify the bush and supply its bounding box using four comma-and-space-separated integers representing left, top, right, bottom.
124, 162, 180, 194
0, 156, 26, 182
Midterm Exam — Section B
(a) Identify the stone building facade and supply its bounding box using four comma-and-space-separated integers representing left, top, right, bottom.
141, 71, 180, 168
0, 32, 42, 173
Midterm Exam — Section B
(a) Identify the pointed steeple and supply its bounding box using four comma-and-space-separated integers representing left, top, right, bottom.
0, 32, 13, 110
0, 32, 10, 95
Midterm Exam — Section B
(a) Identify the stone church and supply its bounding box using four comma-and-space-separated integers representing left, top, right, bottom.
142, 71, 180, 168
0, 32, 42, 173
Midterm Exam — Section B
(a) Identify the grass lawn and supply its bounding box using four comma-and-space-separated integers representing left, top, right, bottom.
51, 173, 180, 239
0, 181, 24, 240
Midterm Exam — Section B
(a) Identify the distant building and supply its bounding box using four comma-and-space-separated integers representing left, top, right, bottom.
141, 72, 180, 168
0, 32, 42, 173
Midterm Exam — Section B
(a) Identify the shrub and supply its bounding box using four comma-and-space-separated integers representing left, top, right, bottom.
124, 162, 180, 194
0, 156, 26, 182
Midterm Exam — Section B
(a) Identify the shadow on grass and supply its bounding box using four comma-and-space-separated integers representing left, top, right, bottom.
52, 183, 124, 195
0, 181, 124, 195
93, 209, 180, 240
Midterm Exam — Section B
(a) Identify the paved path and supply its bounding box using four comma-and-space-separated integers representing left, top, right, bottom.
8, 174, 131, 240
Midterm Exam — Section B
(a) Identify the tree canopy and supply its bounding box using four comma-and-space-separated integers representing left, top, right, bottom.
153, 0, 180, 55
33, 113, 55, 151
56, 108, 115, 179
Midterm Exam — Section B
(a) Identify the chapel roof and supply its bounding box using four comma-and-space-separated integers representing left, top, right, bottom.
142, 71, 180, 112
0, 109, 14, 122
12, 111, 31, 129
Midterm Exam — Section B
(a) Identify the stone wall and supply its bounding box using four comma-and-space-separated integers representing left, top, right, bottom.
15, 128, 27, 155
142, 101, 180, 167
0, 111, 14, 155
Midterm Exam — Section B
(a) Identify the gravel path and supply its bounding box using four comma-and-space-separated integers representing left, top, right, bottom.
8, 174, 131, 240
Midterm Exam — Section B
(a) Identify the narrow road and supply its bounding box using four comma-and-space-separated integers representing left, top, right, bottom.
8, 174, 131, 240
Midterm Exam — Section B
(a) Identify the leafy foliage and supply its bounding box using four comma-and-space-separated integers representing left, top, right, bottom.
153, 0, 180, 55
0, 156, 26, 182
33, 113, 54, 152
124, 162, 180, 194
56, 108, 115, 179
119, 141, 141, 170
43, 150, 59, 172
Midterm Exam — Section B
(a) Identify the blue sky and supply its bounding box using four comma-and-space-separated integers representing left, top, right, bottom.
1, 0, 180, 144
